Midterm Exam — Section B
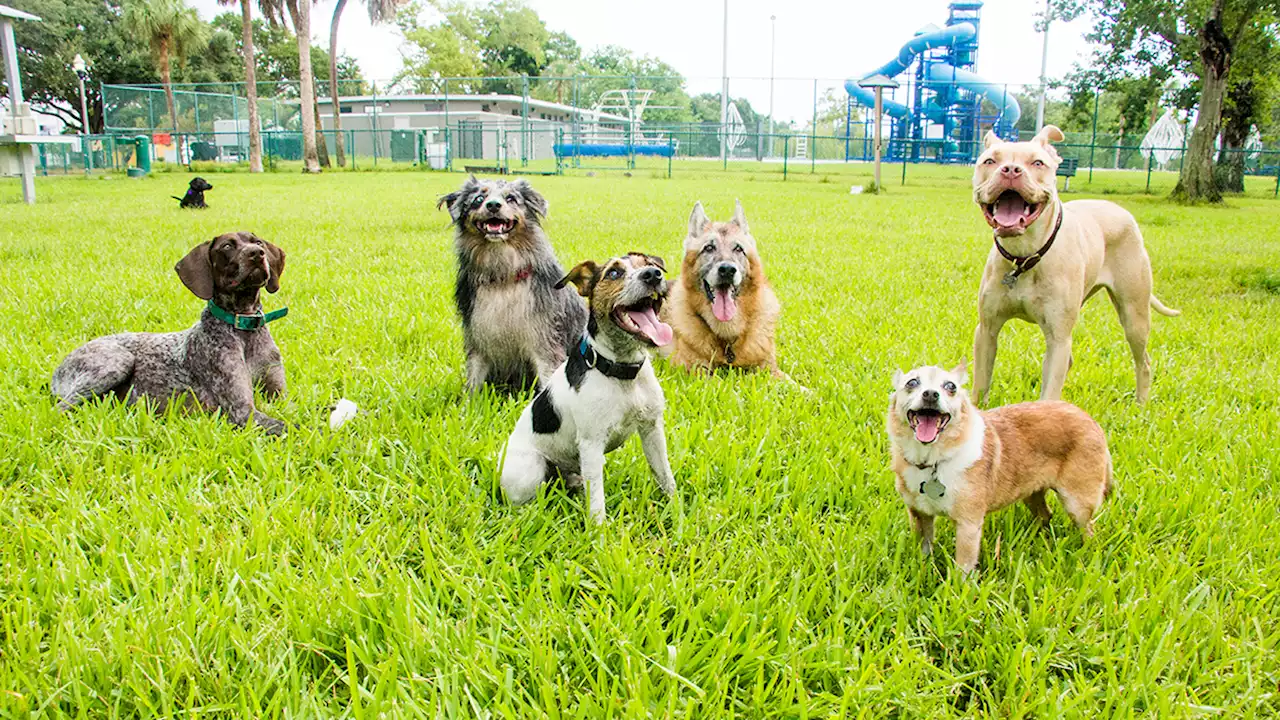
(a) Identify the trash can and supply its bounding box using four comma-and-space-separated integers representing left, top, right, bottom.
132, 134, 152, 174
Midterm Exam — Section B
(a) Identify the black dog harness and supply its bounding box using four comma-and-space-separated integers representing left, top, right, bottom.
576, 337, 644, 381
993, 201, 1064, 287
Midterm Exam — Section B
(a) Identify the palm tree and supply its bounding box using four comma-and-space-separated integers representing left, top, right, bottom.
217, 0, 267, 171
328, 0, 404, 167
123, 0, 207, 163
284, 0, 320, 172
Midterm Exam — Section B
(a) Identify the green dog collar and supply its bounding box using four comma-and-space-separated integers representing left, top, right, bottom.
206, 300, 288, 331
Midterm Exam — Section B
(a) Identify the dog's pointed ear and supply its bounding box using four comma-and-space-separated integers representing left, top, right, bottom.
175, 240, 215, 300
259, 235, 286, 294
892, 369, 904, 391
730, 199, 750, 235
983, 130, 1003, 149
513, 179, 548, 219
555, 260, 599, 297
688, 201, 711, 238
951, 360, 969, 386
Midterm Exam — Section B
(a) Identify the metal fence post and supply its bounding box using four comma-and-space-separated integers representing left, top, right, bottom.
1146, 150, 1154, 192
1087, 89, 1098, 183
783, 135, 789, 180
811, 78, 817, 173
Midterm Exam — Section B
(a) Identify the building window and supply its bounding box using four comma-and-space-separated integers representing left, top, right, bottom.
511, 109, 520, 116
339, 105, 354, 114
423, 101, 443, 111
481, 104, 491, 112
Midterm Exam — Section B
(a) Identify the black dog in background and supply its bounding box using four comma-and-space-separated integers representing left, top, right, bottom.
173, 177, 213, 209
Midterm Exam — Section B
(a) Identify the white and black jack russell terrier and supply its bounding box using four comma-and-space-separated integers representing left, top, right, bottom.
501, 252, 677, 524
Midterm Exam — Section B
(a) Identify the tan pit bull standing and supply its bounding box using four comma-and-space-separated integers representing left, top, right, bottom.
971, 126, 1179, 404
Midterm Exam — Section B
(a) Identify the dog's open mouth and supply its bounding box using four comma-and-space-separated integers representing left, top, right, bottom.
907, 409, 950, 444
983, 189, 1044, 233
612, 294, 674, 347
479, 217, 516, 237
702, 280, 739, 323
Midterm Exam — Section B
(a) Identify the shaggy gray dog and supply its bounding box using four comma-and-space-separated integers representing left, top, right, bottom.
439, 176, 585, 392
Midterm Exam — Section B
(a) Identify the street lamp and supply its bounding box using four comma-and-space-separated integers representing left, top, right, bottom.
1035, 0, 1052, 131
768, 14, 776, 158
719, 0, 729, 165
857, 74, 899, 191
72, 53, 89, 135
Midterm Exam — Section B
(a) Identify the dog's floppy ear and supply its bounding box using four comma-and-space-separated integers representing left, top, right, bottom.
437, 175, 481, 222
645, 254, 666, 272
688, 201, 711, 238
555, 260, 599, 297
1033, 124, 1065, 162
730, 199, 750, 235
983, 130, 1003, 150
1034, 125, 1065, 146
175, 240, 215, 300
951, 360, 969, 386
891, 369, 904, 391
513, 179, 549, 219
258, 234, 286, 294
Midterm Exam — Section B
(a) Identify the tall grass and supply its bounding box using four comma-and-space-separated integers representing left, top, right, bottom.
2, 168, 1278, 717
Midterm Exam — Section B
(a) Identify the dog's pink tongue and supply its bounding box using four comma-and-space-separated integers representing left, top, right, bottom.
915, 415, 941, 443
627, 307, 674, 346
993, 194, 1027, 227
712, 288, 737, 322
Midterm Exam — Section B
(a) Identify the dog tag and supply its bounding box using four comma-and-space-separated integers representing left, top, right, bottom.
1002, 271, 1019, 288
919, 479, 946, 499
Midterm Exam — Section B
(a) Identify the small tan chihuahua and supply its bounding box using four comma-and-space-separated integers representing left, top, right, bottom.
886, 362, 1112, 574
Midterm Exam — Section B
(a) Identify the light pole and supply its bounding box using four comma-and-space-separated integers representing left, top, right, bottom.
768, 14, 775, 158
720, 0, 729, 165
1035, 0, 1052, 131
858, 74, 898, 191
73, 53, 89, 134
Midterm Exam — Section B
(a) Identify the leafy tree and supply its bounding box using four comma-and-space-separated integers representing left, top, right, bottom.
9, 0, 155, 132
1215, 22, 1279, 191
1071, 0, 1280, 202
123, 0, 208, 155
394, 1, 483, 92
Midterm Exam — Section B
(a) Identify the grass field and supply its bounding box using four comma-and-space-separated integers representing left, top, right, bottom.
3, 165, 1280, 717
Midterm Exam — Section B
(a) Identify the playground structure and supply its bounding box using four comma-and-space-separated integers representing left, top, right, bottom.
845, 1, 1020, 164
553, 89, 676, 161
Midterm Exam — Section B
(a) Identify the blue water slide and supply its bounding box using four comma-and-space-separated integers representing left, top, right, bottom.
843, 20, 1020, 133
923, 62, 1021, 132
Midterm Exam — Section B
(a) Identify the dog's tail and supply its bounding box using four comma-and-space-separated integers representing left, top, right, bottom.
172, 196, 184, 202
1149, 295, 1181, 317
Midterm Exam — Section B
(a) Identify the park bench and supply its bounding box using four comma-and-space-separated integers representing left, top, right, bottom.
463, 164, 505, 175
1057, 157, 1079, 190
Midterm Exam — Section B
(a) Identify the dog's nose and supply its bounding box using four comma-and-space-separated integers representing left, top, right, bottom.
922, 390, 940, 403
999, 164, 1023, 177
245, 246, 265, 259
638, 267, 662, 286
716, 264, 737, 281
485, 199, 502, 212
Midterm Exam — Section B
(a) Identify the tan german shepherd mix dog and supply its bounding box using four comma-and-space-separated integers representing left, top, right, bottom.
887, 362, 1112, 574
663, 201, 790, 380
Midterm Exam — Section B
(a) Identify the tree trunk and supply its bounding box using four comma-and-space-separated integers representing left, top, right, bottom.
288, 0, 321, 173
1215, 80, 1254, 193
241, 0, 263, 172
159, 37, 184, 164
329, 0, 348, 167
313, 80, 330, 167
1172, 7, 1231, 203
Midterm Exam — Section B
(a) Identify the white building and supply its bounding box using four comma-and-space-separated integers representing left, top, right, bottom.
313, 93, 631, 164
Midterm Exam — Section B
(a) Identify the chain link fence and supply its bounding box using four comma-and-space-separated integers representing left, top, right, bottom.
11, 76, 1273, 195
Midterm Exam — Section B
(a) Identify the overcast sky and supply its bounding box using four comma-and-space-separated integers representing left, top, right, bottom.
187, 0, 1100, 123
